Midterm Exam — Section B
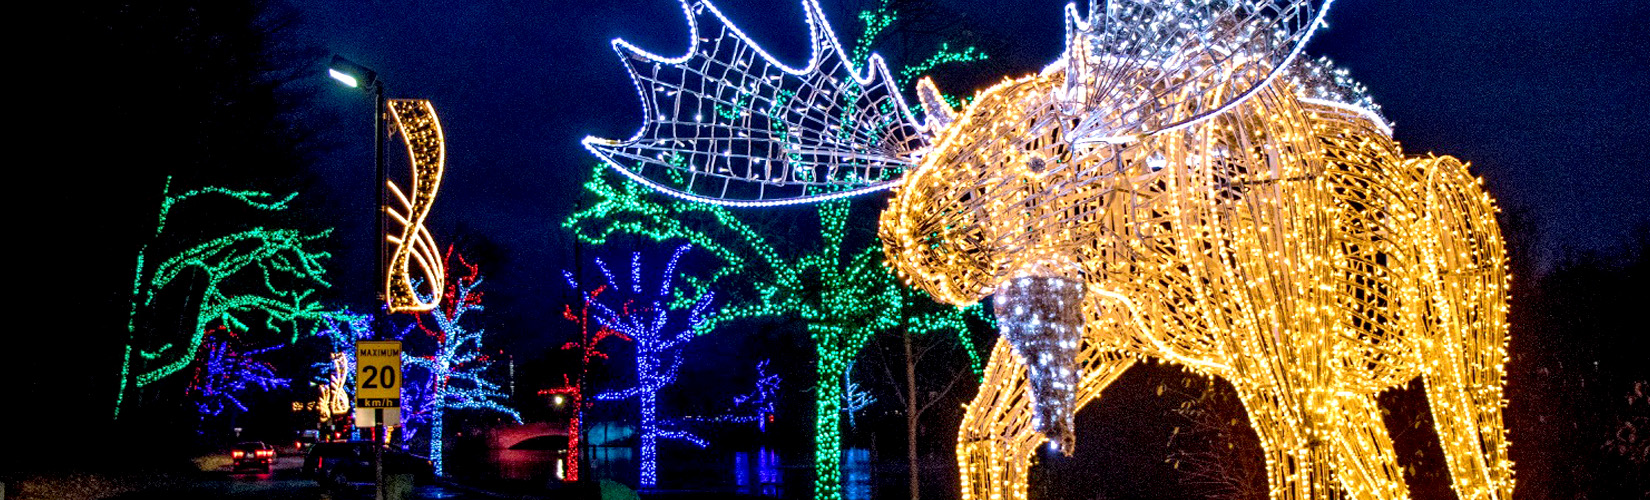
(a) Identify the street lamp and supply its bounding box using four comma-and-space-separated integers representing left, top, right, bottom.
328, 53, 391, 500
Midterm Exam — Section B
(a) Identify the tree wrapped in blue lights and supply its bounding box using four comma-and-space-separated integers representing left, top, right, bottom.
735, 360, 782, 432
402, 249, 521, 476
841, 360, 874, 429
186, 326, 290, 420
570, 244, 719, 489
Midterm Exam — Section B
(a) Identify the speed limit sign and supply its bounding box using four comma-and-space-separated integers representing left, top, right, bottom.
354, 340, 402, 426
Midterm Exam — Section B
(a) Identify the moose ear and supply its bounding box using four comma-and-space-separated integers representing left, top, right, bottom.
1061, 0, 1334, 141
915, 77, 958, 131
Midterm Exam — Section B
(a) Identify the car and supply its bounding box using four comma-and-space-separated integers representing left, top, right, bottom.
302, 441, 434, 489
296, 429, 321, 451
231, 441, 276, 473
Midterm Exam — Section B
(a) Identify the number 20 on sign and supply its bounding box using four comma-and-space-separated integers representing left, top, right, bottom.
354, 340, 402, 426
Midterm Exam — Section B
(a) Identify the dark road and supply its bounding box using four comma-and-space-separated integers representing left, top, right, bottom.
100, 455, 479, 500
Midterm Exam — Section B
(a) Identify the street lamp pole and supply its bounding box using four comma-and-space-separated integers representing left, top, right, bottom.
329, 54, 389, 500
373, 80, 387, 343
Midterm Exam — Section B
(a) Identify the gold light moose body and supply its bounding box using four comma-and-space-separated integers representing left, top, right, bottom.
385, 99, 446, 313
584, 1, 1512, 499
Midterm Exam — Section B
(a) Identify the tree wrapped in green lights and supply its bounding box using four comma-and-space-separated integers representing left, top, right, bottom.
116, 177, 353, 418
566, 5, 988, 496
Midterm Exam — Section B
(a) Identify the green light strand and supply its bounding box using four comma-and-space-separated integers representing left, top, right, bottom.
898, 43, 988, 87
116, 179, 348, 418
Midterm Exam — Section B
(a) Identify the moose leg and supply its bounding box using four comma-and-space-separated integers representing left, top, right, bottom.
958, 338, 1132, 500
1423, 362, 1512, 500
1418, 154, 1514, 500
1326, 394, 1409, 500
1233, 382, 1338, 500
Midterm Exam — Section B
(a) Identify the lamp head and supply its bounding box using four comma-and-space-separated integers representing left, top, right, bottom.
328, 55, 378, 90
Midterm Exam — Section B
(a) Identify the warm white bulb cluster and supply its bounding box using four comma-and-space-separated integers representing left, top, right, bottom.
384, 99, 447, 314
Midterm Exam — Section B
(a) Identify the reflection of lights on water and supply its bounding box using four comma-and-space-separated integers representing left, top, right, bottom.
735, 447, 784, 496
555, 458, 566, 480
414, 485, 463, 499
844, 448, 871, 500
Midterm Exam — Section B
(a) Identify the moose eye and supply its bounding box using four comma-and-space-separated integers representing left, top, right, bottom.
1028, 156, 1048, 173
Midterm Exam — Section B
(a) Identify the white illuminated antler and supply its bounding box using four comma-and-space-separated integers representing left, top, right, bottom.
1058, 0, 1334, 142
582, 0, 933, 207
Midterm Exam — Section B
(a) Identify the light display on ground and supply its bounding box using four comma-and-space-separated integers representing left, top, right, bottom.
573, 245, 719, 489
402, 249, 521, 476
116, 177, 353, 419
312, 311, 374, 420
385, 99, 448, 314
584, 1, 1513, 499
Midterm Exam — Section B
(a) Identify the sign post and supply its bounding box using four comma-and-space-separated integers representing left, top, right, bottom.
355, 340, 401, 500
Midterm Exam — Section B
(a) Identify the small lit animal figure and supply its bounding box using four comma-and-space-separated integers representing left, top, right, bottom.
584, 1, 1513, 499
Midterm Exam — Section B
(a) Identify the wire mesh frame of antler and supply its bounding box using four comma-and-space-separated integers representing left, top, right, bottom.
583, 0, 932, 206
1061, 0, 1334, 142
385, 99, 446, 314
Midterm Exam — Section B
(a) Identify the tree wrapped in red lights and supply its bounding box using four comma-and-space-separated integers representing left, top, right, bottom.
540, 282, 631, 482
402, 249, 521, 476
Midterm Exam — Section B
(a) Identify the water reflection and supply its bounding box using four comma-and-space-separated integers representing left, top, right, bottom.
481, 448, 558, 481
843, 448, 871, 500
734, 447, 782, 496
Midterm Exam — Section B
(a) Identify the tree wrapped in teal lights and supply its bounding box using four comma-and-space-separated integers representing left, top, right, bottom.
116, 177, 353, 418
570, 244, 719, 489
565, 3, 990, 496
402, 249, 521, 476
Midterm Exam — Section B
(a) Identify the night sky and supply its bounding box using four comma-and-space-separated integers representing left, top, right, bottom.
287, 0, 1647, 357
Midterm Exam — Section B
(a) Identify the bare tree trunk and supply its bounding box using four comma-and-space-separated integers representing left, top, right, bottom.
904, 327, 920, 500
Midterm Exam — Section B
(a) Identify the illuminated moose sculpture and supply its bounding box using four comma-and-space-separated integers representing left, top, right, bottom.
585, 1, 1512, 499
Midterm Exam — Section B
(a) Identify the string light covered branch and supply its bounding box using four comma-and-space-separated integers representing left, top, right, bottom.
116, 177, 353, 419
585, 1, 1513, 500
572, 245, 719, 489
402, 248, 521, 476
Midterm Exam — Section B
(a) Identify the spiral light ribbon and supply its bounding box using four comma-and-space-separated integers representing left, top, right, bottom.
385, 99, 445, 313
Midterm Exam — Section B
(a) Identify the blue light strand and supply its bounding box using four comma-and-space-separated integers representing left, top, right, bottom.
187, 329, 290, 420
399, 253, 522, 476
586, 244, 720, 489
